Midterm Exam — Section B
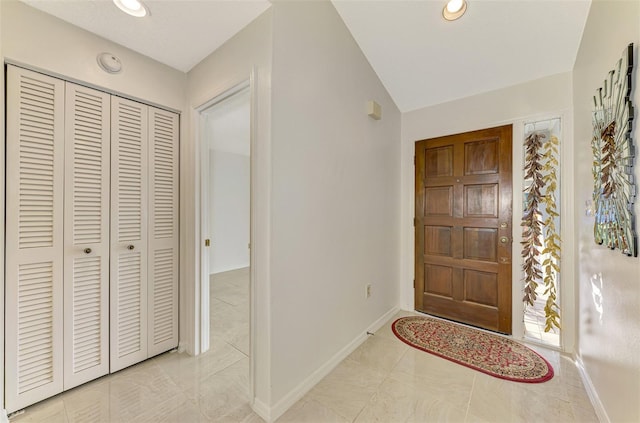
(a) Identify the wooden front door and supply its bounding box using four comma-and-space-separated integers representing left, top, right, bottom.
414, 125, 513, 334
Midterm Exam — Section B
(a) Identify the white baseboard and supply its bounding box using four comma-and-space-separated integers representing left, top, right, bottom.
265, 306, 400, 422
1, 409, 8, 423
575, 355, 610, 423
251, 398, 271, 422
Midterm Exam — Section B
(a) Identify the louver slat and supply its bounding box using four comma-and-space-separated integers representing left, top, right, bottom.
17, 262, 54, 393
111, 97, 148, 372
148, 108, 179, 356
63, 83, 110, 390
71, 257, 102, 372
152, 249, 174, 344
6, 66, 64, 413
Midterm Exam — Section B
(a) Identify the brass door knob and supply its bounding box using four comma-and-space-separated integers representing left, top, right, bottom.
127, 245, 135, 250
84, 248, 92, 254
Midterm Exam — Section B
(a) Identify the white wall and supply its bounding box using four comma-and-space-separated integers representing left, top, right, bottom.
209, 150, 251, 273
269, 0, 401, 409
401, 73, 576, 350
186, 8, 273, 410
0, 1, 185, 111
572, 1, 640, 421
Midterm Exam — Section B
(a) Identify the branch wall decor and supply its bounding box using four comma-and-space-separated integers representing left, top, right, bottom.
522, 118, 562, 333
592, 43, 637, 257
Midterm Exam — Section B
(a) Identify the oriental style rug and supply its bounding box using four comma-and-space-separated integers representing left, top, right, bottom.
392, 316, 554, 383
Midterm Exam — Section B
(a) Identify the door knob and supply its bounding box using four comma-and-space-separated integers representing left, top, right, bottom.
500, 236, 509, 244
127, 245, 135, 250
84, 248, 92, 254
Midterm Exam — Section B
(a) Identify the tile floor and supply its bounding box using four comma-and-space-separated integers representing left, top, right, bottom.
11, 268, 598, 422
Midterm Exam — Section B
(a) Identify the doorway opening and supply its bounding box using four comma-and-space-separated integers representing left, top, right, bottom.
198, 83, 252, 404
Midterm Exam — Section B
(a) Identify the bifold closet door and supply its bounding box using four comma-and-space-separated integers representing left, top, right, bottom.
5, 66, 65, 413
148, 108, 180, 357
63, 83, 111, 389
110, 97, 149, 372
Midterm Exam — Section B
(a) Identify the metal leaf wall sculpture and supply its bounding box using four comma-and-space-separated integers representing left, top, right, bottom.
592, 43, 637, 257
522, 130, 561, 332
522, 132, 544, 308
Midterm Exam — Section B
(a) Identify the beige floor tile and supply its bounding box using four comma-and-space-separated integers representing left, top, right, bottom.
467, 372, 575, 422
353, 376, 420, 423
390, 348, 475, 406
211, 269, 250, 306
196, 358, 252, 421
276, 399, 349, 423
571, 402, 599, 423
346, 334, 408, 374
228, 322, 251, 355
9, 397, 68, 423
135, 396, 205, 423
156, 342, 245, 399
62, 378, 112, 422
409, 397, 468, 423
307, 359, 388, 421
239, 412, 268, 423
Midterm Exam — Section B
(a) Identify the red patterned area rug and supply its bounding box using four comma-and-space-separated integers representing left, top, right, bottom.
392, 316, 553, 383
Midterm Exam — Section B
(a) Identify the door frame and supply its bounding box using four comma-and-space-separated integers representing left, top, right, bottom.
405, 112, 576, 352
194, 74, 256, 397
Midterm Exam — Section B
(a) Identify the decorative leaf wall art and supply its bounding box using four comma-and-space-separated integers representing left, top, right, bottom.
592, 43, 637, 257
522, 119, 562, 333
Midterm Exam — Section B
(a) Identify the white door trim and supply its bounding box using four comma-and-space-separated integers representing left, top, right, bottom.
194, 74, 256, 399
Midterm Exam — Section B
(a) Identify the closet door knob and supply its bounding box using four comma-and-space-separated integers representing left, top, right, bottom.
127, 245, 135, 250
84, 248, 92, 254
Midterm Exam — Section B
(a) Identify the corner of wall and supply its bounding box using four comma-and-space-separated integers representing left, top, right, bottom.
265, 306, 399, 422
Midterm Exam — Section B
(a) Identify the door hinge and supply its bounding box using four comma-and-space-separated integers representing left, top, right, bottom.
413, 218, 416, 227
413, 156, 416, 165
413, 279, 415, 288
205, 239, 210, 247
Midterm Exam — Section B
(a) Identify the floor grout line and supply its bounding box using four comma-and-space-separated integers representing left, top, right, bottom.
463, 374, 476, 422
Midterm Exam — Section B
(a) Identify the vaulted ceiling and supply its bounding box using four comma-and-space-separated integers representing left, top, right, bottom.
21, 0, 591, 112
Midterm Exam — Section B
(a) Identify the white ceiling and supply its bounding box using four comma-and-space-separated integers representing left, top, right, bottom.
22, 0, 272, 72
20, 0, 591, 112
332, 0, 591, 112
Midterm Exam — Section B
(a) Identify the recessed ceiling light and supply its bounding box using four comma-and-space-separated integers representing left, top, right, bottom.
113, 0, 149, 17
443, 0, 467, 21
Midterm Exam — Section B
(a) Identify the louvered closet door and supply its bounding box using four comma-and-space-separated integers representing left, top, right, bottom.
148, 108, 179, 356
110, 97, 149, 372
63, 83, 111, 389
5, 66, 65, 413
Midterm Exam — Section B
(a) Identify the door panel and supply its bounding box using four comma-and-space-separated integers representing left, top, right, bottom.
147, 107, 179, 357
5, 66, 65, 413
63, 83, 111, 389
415, 125, 512, 333
110, 97, 149, 372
